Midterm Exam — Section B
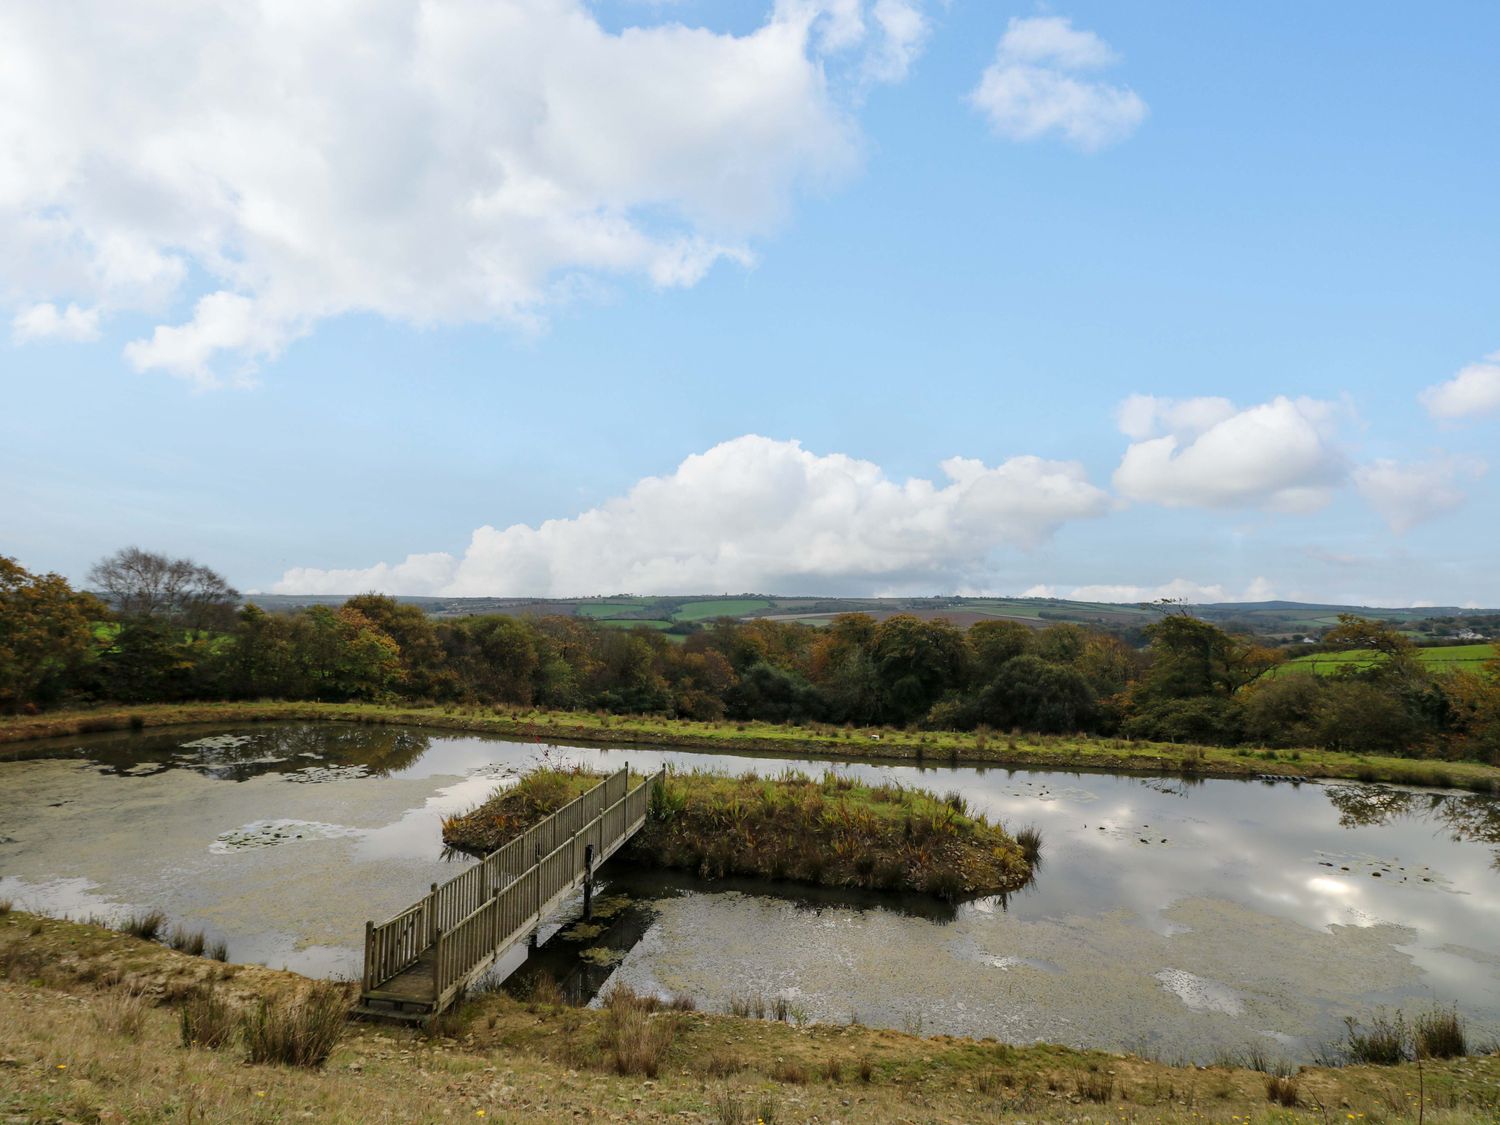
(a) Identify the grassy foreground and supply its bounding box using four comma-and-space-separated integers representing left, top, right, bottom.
4, 700, 1500, 792
443, 767, 1035, 899
4, 910, 1499, 1123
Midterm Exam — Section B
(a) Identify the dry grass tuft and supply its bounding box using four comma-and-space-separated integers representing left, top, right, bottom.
179, 986, 237, 1050
1415, 1006, 1468, 1059
168, 926, 207, 956
241, 982, 348, 1068
121, 910, 166, 942
602, 985, 679, 1078
1074, 1067, 1113, 1103
94, 986, 151, 1039
1265, 1071, 1300, 1107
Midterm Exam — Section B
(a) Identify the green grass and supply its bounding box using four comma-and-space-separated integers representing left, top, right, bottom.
6, 701, 1500, 792
593, 618, 676, 630
1276, 643, 1496, 677
964, 605, 1045, 619
671, 598, 772, 622
575, 600, 658, 620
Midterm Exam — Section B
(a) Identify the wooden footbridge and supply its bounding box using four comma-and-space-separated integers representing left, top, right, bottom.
357, 765, 664, 1021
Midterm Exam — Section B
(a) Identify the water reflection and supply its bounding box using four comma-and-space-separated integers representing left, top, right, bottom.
1325, 783, 1500, 866
0, 724, 432, 782
1, 722, 1498, 1062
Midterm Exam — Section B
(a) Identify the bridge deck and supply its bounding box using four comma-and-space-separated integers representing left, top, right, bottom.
357, 765, 663, 1021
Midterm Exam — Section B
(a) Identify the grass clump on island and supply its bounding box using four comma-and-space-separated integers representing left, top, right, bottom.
442, 765, 1035, 900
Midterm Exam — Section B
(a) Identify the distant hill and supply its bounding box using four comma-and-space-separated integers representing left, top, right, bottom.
242, 593, 1500, 642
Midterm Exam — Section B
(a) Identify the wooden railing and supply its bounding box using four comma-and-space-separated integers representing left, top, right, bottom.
362, 765, 662, 1006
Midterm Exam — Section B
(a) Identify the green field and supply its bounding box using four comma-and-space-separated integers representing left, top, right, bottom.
671, 597, 772, 621
574, 600, 657, 619
1277, 643, 1496, 676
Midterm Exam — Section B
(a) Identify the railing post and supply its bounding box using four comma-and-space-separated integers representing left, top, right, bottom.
529, 844, 542, 949
432, 928, 443, 1003
583, 842, 595, 920
362, 921, 373, 992
428, 882, 438, 946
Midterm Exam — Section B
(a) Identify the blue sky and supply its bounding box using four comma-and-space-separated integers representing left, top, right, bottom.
3, 1, 1498, 605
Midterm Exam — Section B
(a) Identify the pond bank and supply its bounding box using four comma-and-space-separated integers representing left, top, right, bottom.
6, 700, 1500, 792
5, 910, 1499, 1124
441, 766, 1035, 900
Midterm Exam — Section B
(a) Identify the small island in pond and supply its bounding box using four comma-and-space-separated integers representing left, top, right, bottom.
442, 766, 1037, 901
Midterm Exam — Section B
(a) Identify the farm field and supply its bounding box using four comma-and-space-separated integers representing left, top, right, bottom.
1276, 643, 1497, 676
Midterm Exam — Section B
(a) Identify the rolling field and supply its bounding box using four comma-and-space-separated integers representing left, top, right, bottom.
1277, 643, 1496, 676
671, 597, 772, 621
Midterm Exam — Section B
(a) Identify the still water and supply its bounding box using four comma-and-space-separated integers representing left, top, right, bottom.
3, 722, 1498, 1062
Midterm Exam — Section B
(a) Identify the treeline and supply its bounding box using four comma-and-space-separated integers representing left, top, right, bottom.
2, 552, 1498, 762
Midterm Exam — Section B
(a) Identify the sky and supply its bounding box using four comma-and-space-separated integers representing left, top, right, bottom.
2, 1, 1499, 607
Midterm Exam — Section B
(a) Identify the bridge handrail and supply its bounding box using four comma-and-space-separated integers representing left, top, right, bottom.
428, 768, 662, 1002
363, 765, 662, 997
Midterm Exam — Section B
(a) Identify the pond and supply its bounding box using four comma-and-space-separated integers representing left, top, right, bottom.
3, 722, 1498, 1063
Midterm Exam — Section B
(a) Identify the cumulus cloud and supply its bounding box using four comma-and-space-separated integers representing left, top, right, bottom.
1112, 394, 1345, 512
1353, 455, 1486, 533
969, 16, 1147, 151
274, 434, 1110, 596
10, 301, 100, 343
1420, 351, 1500, 420
0, 1, 928, 385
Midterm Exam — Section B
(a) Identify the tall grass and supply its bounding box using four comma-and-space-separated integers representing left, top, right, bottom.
180, 987, 237, 1050
601, 985, 678, 1078
1073, 1068, 1113, 1103
1015, 825, 1043, 866
1265, 1071, 1300, 1107
168, 926, 207, 956
94, 986, 150, 1039
1343, 1012, 1408, 1065
1414, 1007, 1467, 1059
121, 910, 166, 941
241, 982, 348, 1068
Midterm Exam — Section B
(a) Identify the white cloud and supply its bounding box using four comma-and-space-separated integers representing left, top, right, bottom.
969, 16, 1147, 151
1353, 455, 1486, 533
1419, 352, 1500, 420
1062, 577, 1278, 605
1112, 395, 1345, 512
11, 301, 100, 343
1, 1, 928, 385
865, 0, 930, 83
274, 434, 1110, 596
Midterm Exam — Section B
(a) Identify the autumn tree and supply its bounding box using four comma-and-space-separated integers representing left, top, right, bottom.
1320, 615, 1422, 680
0, 557, 106, 710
